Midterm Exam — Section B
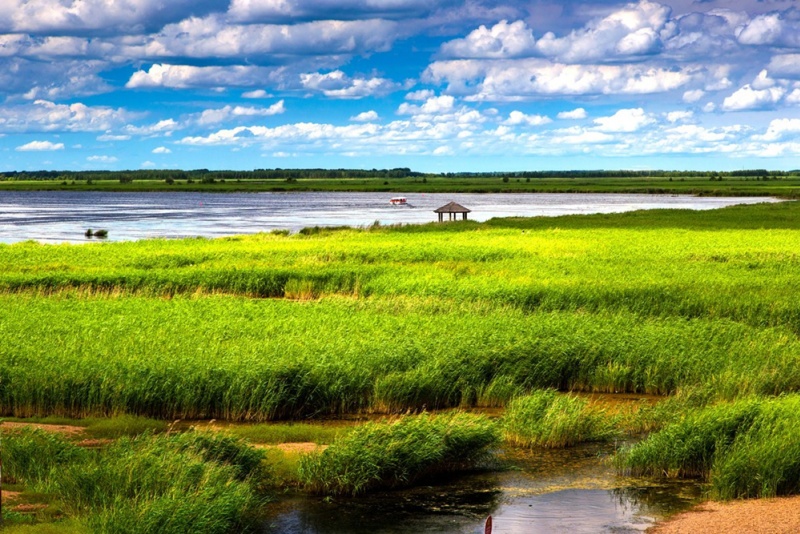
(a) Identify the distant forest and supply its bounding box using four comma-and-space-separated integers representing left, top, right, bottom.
1, 168, 798, 182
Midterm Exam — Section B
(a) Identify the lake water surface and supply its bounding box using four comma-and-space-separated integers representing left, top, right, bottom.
0, 191, 779, 243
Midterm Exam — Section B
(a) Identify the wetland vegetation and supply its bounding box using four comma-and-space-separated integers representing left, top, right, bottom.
2, 168, 800, 196
5, 199, 800, 531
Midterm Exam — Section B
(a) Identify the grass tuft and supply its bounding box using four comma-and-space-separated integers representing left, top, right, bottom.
298, 412, 499, 496
3, 429, 268, 534
503, 390, 618, 448
617, 395, 800, 499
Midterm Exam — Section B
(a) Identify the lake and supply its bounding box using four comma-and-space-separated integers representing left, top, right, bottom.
0, 191, 779, 243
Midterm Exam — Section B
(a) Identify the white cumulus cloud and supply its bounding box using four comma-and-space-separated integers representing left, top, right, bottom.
736, 13, 783, 45
665, 110, 694, 123
534, 0, 670, 63
194, 101, 286, 125
504, 111, 551, 126
440, 20, 536, 59
426, 59, 696, 100
722, 85, 785, 111
242, 89, 271, 99
405, 89, 435, 101
557, 108, 587, 120
0, 0, 197, 33
152, 146, 172, 154
126, 64, 281, 90
15, 140, 64, 151
683, 89, 705, 103
350, 110, 379, 122
124, 118, 180, 136
593, 108, 654, 133
300, 70, 399, 99
398, 95, 456, 115
755, 118, 800, 141
0, 100, 130, 133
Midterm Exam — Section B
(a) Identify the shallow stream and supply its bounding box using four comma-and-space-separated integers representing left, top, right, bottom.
264, 442, 703, 533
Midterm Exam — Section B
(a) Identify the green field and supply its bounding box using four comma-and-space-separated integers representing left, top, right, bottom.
3, 174, 800, 196
6, 200, 800, 529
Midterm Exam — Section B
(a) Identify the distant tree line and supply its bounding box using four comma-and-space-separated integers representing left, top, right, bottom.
0, 168, 421, 182
443, 169, 795, 178
0, 168, 797, 182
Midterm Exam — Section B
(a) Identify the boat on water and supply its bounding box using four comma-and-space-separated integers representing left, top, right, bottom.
389, 197, 407, 205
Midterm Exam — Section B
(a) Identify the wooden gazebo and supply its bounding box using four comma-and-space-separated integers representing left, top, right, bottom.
434, 201, 471, 222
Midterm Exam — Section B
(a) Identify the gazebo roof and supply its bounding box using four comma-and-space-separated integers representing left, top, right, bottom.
434, 201, 471, 214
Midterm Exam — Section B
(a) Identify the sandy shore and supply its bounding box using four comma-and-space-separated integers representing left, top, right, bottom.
651, 496, 800, 534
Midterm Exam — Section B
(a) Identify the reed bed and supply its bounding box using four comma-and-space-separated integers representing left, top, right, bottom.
617, 395, 800, 499
2, 202, 800, 333
297, 412, 499, 496
3, 295, 800, 420
4, 428, 267, 533
503, 390, 617, 448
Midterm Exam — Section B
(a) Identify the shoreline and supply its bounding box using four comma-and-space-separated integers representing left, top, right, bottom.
650, 496, 800, 533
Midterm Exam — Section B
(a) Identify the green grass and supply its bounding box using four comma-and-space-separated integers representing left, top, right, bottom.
2, 175, 800, 196
0, 520, 90, 534
2, 202, 800, 334
7, 200, 800, 506
5, 202, 800, 420
4, 428, 268, 533
3, 294, 800, 420
222, 422, 351, 445
297, 412, 499, 496
503, 390, 618, 448
617, 395, 800, 499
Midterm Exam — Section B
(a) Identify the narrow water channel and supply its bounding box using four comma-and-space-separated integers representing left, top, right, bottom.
263, 442, 703, 533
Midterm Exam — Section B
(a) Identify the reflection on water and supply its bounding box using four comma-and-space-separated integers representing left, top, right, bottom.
0, 191, 779, 243
264, 443, 704, 534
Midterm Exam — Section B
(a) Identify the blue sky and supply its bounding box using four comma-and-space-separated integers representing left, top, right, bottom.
1, 0, 800, 173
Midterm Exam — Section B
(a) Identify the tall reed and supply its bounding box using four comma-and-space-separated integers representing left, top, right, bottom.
298, 412, 499, 496
4, 429, 267, 533
503, 390, 617, 448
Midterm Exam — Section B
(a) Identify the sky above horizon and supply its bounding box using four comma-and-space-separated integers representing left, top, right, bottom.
2, 0, 800, 173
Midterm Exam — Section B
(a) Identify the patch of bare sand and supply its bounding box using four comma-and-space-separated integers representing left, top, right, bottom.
651, 496, 800, 534
1, 421, 85, 436
254, 442, 327, 454
2, 490, 22, 502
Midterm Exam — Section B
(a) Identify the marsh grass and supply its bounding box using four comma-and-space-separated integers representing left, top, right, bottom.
4, 428, 267, 533
503, 390, 618, 448
298, 412, 499, 496
4, 295, 800, 420
617, 395, 800, 499
7, 202, 800, 503
223, 422, 350, 445
3, 428, 89, 484
0, 520, 90, 534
